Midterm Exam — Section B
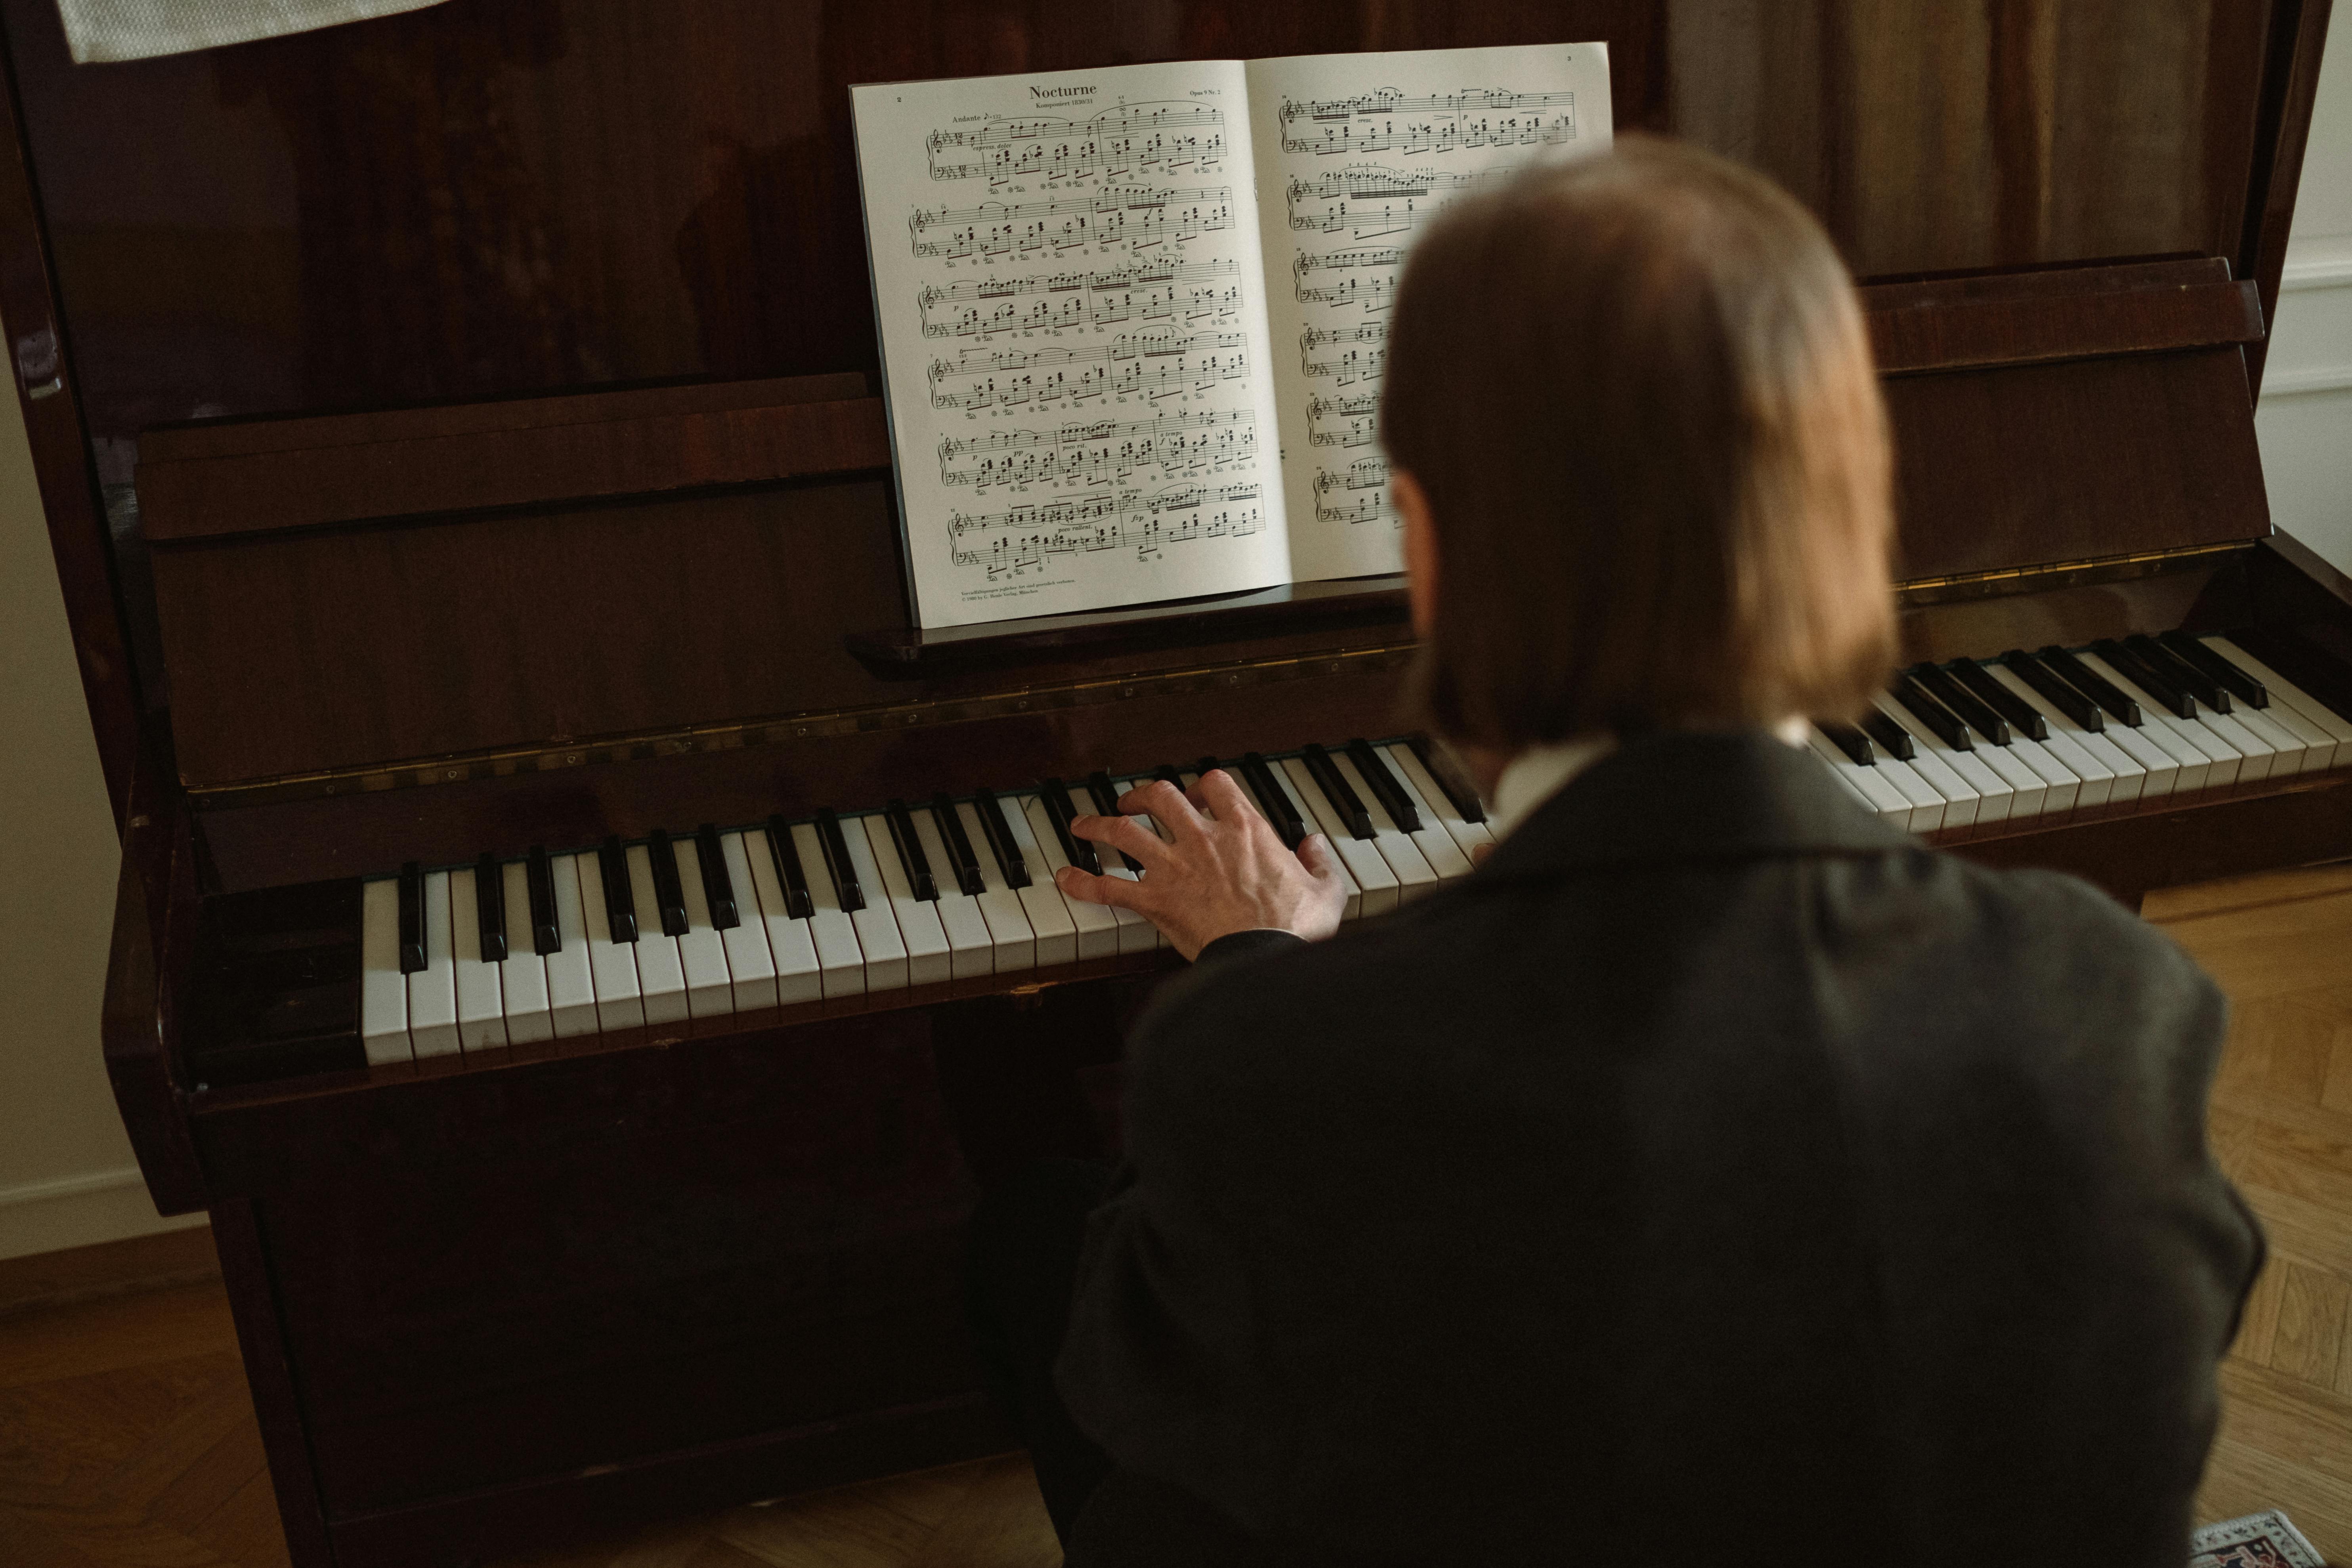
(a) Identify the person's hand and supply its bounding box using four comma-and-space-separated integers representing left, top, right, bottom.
1054, 769, 1348, 960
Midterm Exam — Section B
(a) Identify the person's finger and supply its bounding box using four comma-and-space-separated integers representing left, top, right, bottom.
1070, 812, 1169, 868
1055, 862, 1152, 913
1127, 777, 1206, 840
1470, 840, 1493, 867
1193, 767, 1263, 830
1298, 832, 1341, 883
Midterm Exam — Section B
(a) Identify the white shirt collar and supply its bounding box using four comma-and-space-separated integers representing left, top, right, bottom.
1487, 718, 1813, 842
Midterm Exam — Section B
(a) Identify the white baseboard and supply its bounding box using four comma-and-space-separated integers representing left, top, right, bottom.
0, 1165, 207, 1262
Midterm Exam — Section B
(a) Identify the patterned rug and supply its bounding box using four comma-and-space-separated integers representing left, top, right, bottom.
2193, 1512, 2326, 1567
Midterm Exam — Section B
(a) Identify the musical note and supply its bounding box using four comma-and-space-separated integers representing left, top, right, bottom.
939, 409, 1257, 491
928, 330, 1250, 411
1306, 392, 1381, 449
929, 102, 1226, 187
1312, 457, 1393, 527
948, 481, 1265, 577
918, 258, 1244, 339
910, 186, 1234, 259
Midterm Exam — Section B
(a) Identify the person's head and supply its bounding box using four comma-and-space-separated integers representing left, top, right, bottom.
1383, 134, 1895, 754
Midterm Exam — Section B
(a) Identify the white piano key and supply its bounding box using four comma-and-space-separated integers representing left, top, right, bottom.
573, 851, 645, 1031
1113, 778, 1177, 948
1983, 665, 2146, 806
713, 832, 780, 1010
1330, 750, 1445, 898
828, 816, 911, 990
739, 829, 821, 1006
1019, 795, 1123, 961
1872, 695, 2013, 824
544, 853, 602, 1037
2177, 694, 2279, 783
359, 877, 411, 1065
2228, 701, 2318, 777
955, 801, 1046, 969
1875, 732, 1979, 829
2205, 636, 2352, 770
1381, 743, 1493, 863
1964, 730, 2052, 819
1999, 712, 2107, 809
1807, 731, 1920, 828
1046, 782, 1156, 954
448, 866, 507, 1052
791, 821, 877, 996
406, 869, 460, 1058
1999, 731, 2082, 814
670, 839, 738, 1018
497, 860, 554, 1045
856, 814, 952, 986
624, 844, 690, 1026
1281, 756, 1399, 916
1250, 763, 1366, 921
1821, 764, 1880, 814
2075, 652, 2233, 789
907, 808, 999, 977
1870, 749, 1949, 832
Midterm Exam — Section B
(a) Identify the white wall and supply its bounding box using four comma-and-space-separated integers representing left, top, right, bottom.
2258, 4, 2352, 571
0, 371, 203, 1261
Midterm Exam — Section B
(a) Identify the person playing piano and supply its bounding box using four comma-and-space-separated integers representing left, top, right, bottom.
967, 136, 2262, 1566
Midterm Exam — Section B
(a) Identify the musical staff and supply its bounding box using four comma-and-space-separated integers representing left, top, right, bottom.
928, 102, 1225, 187
917, 259, 1243, 339
1284, 164, 1514, 240
1277, 88, 1578, 158
1312, 456, 1391, 527
940, 409, 1256, 491
928, 330, 1250, 411
1306, 392, 1381, 449
910, 185, 1234, 260
1301, 321, 1387, 379
950, 482, 1265, 577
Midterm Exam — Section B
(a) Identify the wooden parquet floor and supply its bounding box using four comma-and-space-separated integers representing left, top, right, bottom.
7, 863, 2352, 1568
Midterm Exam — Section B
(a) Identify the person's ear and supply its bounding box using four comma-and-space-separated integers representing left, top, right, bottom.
1393, 470, 1437, 640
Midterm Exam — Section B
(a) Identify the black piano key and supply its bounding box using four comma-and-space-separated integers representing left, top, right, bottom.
2002, 649, 2103, 732
765, 815, 815, 919
1084, 771, 1141, 872
473, 851, 508, 963
1152, 763, 1187, 792
1240, 752, 1307, 851
1347, 738, 1422, 830
1302, 742, 1374, 839
646, 828, 690, 936
1859, 709, 1917, 760
931, 793, 988, 896
2126, 634, 2231, 713
396, 860, 426, 973
971, 788, 1030, 889
1039, 778, 1102, 877
1819, 720, 1874, 766
2157, 630, 2268, 709
1908, 663, 2010, 746
1889, 674, 1974, 751
813, 808, 865, 913
598, 837, 639, 944
1195, 755, 1225, 781
2091, 639, 2195, 720
525, 844, 561, 955
1948, 661, 2048, 741
1406, 735, 1487, 823
884, 798, 938, 901
694, 824, 738, 929
2036, 646, 2142, 727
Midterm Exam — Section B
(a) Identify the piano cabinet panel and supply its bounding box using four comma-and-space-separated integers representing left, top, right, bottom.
195, 986, 1130, 1520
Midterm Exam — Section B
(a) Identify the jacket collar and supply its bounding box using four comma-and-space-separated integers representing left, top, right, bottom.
1475, 728, 1914, 879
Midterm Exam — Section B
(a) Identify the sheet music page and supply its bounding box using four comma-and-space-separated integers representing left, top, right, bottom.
1246, 44, 1613, 584
852, 62, 1290, 630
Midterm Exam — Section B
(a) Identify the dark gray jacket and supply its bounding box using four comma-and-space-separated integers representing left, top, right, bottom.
1057, 729, 2260, 1567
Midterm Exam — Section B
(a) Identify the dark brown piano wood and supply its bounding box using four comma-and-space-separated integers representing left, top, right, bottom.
16, 3, 2341, 1566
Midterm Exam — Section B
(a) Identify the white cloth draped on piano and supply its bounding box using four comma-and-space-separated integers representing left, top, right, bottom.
56, 0, 449, 63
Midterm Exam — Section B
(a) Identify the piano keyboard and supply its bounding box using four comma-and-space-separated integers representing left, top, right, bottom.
1806, 635, 2352, 834
358, 737, 1493, 1064
356, 633, 2352, 1066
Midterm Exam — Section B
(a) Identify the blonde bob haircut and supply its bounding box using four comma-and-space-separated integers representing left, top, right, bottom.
1382, 134, 1897, 751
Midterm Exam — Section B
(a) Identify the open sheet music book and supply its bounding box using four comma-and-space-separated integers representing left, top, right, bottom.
851, 43, 1613, 630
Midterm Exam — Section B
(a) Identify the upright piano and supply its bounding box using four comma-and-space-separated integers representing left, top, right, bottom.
6, 2, 2339, 1563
